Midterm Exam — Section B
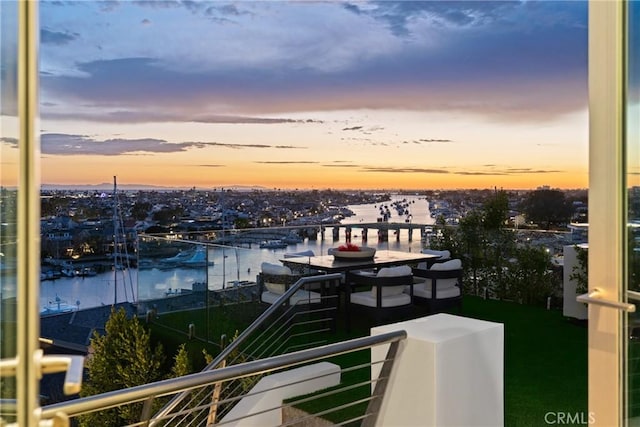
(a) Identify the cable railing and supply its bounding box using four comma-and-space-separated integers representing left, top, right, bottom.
152, 272, 343, 425
39, 329, 406, 426
36, 231, 416, 426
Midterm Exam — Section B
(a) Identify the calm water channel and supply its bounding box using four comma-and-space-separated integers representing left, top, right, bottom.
28, 194, 433, 311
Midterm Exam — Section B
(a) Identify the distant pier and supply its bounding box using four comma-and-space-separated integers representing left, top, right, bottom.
320, 222, 432, 243
205, 222, 433, 246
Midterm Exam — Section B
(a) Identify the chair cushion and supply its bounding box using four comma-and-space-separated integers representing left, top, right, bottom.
283, 250, 315, 258
421, 259, 462, 289
417, 249, 451, 269
410, 283, 461, 299
376, 265, 412, 277
261, 262, 293, 275
372, 285, 407, 297
349, 270, 377, 278
421, 249, 451, 258
261, 290, 321, 305
264, 282, 286, 294
430, 258, 462, 270
423, 259, 461, 289
351, 291, 411, 308
261, 262, 294, 294
374, 265, 412, 297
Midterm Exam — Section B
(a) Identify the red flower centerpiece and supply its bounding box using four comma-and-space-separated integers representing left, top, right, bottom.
337, 242, 361, 252
332, 243, 376, 260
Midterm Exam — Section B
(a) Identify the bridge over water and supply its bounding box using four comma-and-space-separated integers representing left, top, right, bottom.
209, 222, 434, 246
319, 222, 433, 243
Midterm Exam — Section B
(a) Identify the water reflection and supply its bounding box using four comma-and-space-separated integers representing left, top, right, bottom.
30, 195, 434, 311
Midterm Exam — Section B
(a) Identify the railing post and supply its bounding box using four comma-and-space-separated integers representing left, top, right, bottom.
206, 361, 226, 426
362, 340, 400, 427
139, 396, 156, 426
207, 334, 228, 425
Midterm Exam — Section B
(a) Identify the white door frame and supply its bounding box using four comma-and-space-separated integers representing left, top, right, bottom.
15, 1, 41, 425
588, 1, 627, 425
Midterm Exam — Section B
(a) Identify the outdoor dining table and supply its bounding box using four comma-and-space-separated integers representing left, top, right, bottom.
280, 250, 439, 274
282, 250, 440, 329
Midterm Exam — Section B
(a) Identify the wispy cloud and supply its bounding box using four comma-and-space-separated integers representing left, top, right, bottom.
40, 133, 204, 156
274, 145, 306, 149
254, 161, 318, 164
200, 142, 270, 149
322, 163, 358, 168
44, 107, 317, 125
321, 164, 564, 176
361, 167, 451, 174
505, 168, 562, 174
41, 28, 79, 46
193, 116, 314, 125
418, 139, 452, 143
455, 167, 561, 176
0, 137, 18, 145
35, 133, 304, 156
455, 171, 508, 176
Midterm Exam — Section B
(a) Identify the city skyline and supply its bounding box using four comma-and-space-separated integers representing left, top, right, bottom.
2, 1, 590, 190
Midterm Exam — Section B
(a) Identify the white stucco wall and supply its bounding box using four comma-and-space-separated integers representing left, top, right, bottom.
371, 314, 504, 427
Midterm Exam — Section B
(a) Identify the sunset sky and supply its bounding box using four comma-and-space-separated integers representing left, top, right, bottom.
2, 0, 591, 190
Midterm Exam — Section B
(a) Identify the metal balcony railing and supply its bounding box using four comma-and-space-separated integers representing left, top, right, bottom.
33, 232, 415, 426
151, 272, 344, 425
38, 329, 406, 426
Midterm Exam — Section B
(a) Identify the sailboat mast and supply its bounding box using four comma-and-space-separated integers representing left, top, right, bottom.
113, 176, 117, 306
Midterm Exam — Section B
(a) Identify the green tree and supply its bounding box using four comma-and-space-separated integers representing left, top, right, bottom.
234, 217, 251, 229
41, 195, 68, 217
506, 245, 557, 306
171, 343, 192, 378
131, 201, 152, 221
520, 189, 573, 229
79, 308, 165, 427
457, 210, 486, 295
430, 214, 460, 255
481, 190, 515, 299
483, 189, 509, 230
569, 245, 588, 294
434, 190, 515, 299
152, 206, 184, 225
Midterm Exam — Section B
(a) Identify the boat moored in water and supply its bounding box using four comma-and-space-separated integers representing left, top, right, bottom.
40, 295, 80, 316
259, 240, 288, 249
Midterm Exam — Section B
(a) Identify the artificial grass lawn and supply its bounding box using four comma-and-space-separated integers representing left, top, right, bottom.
148, 296, 587, 426
463, 296, 587, 427
295, 296, 588, 426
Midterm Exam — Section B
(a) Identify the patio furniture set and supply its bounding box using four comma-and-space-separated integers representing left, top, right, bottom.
257, 248, 463, 328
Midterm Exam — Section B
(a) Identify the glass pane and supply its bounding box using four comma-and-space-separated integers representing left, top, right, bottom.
627, 0, 640, 423
0, 0, 19, 421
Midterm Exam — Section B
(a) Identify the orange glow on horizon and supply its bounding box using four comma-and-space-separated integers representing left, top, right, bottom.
37, 153, 587, 190
3, 106, 590, 190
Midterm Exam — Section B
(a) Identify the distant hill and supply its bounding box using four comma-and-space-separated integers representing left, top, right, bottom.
40, 183, 268, 191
